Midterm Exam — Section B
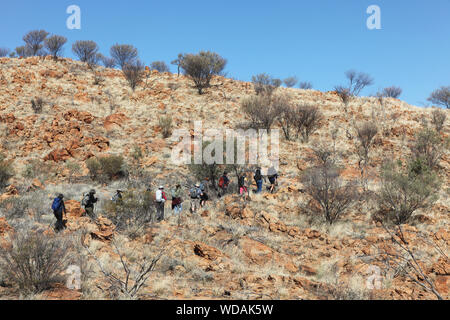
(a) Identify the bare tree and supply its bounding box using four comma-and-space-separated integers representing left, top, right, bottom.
378, 224, 444, 300
431, 108, 447, 133
381, 86, 402, 99
252, 73, 281, 96
99, 55, 117, 68
341, 70, 374, 96
410, 128, 445, 170
283, 76, 298, 88
355, 122, 378, 164
123, 60, 145, 91
293, 104, 323, 142
23, 30, 49, 56
299, 81, 313, 89
301, 152, 358, 225
334, 85, 352, 111
110, 44, 138, 69
150, 61, 170, 73
15, 46, 32, 58
44, 35, 67, 59
275, 94, 295, 140
72, 40, 100, 66
171, 53, 184, 77
0, 48, 10, 57
428, 86, 450, 109
180, 51, 227, 94
241, 94, 278, 130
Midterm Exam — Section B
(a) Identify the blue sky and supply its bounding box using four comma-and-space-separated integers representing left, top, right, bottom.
1, 0, 449, 106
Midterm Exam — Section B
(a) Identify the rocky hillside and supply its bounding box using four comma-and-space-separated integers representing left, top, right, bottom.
0, 56, 448, 300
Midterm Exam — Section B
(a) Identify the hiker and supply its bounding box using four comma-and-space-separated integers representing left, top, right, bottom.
218, 171, 230, 198
200, 178, 209, 208
238, 175, 249, 200
254, 167, 264, 194
111, 190, 123, 203
52, 194, 66, 232
155, 186, 167, 221
171, 183, 183, 215
267, 166, 279, 194
82, 189, 98, 219
189, 183, 202, 213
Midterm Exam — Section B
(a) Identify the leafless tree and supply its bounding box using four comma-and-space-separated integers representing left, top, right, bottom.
241, 94, 278, 130
299, 81, 313, 89
150, 61, 170, 73
252, 73, 281, 96
334, 85, 352, 111
110, 44, 138, 69
283, 76, 298, 88
123, 60, 145, 91
431, 109, 447, 133
171, 53, 184, 77
23, 30, 49, 56
355, 122, 378, 164
293, 104, 323, 142
99, 55, 117, 68
15, 46, 32, 58
0, 48, 10, 57
72, 40, 100, 66
381, 86, 402, 99
428, 86, 450, 109
44, 35, 67, 59
410, 128, 445, 170
344, 70, 374, 96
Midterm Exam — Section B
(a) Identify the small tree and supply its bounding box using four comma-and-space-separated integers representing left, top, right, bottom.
431, 108, 446, 133
99, 55, 116, 68
293, 104, 323, 142
381, 86, 402, 99
110, 44, 138, 69
123, 60, 145, 91
180, 51, 227, 94
171, 53, 184, 77
339, 70, 374, 96
275, 94, 295, 140
15, 46, 32, 58
355, 122, 378, 164
299, 81, 313, 89
72, 40, 100, 67
44, 35, 67, 59
0, 48, 10, 57
301, 154, 358, 225
23, 30, 49, 56
283, 76, 298, 88
241, 94, 278, 130
86, 155, 125, 182
334, 85, 352, 111
150, 61, 170, 73
410, 128, 445, 170
252, 73, 281, 96
427, 86, 450, 109
377, 159, 440, 225
189, 141, 223, 190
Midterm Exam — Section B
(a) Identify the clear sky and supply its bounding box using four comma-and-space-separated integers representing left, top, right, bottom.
1, 0, 449, 106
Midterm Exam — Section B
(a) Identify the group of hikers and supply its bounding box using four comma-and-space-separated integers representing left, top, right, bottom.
51, 167, 279, 232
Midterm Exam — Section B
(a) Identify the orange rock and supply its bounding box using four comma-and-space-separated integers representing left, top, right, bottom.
194, 243, 223, 261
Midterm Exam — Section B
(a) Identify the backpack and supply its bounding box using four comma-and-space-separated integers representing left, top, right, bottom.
254, 169, 262, 181
218, 177, 225, 188
81, 193, 90, 207
155, 190, 163, 202
52, 198, 62, 211
190, 188, 199, 198
239, 176, 245, 187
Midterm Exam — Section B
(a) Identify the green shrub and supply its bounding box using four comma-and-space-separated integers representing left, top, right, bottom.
86, 155, 125, 182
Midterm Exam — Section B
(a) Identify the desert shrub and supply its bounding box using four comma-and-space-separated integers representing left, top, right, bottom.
103, 190, 155, 238
0, 48, 10, 57
44, 35, 67, 59
334, 85, 352, 111
293, 104, 323, 142
301, 155, 358, 225
72, 40, 99, 66
299, 81, 313, 89
252, 73, 281, 96
123, 60, 145, 91
428, 86, 450, 109
0, 230, 73, 294
180, 51, 227, 94
86, 155, 125, 182
22, 159, 54, 180
431, 108, 447, 133
23, 30, 49, 56
241, 94, 278, 130
355, 122, 378, 163
376, 159, 440, 225
159, 115, 173, 138
283, 76, 298, 88
150, 61, 170, 73
381, 86, 402, 99
0, 154, 13, 189
410, 128, 444, 170
31, 97, 44, 113
275, 94, 295, 140
189, 141, 223, 189
110, 44, 138, 69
